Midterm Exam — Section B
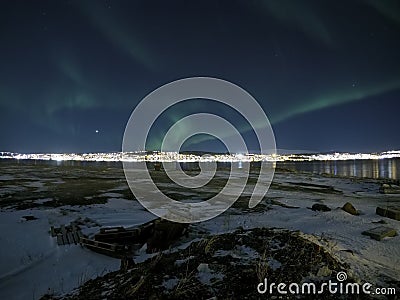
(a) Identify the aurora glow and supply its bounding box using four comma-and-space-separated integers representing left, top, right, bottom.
271, 78, 400, 124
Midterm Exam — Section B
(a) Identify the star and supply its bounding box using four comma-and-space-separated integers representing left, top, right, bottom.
95, 130, 99, 133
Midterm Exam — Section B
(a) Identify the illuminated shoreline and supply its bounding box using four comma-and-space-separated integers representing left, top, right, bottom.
1, 150, 400, 162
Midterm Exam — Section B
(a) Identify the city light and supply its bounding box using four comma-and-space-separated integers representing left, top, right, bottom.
1, 150, 399, 162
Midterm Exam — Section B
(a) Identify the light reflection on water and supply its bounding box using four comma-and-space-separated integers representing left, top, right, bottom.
1, 158, 398, 180
278, 158, 399, 180
163, 160, 399, 180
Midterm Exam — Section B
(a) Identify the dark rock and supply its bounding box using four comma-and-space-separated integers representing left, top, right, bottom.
21, 215, 38, 221
362, 226, 397, 241
342, 202, 359, 216
311, 203, 331, 212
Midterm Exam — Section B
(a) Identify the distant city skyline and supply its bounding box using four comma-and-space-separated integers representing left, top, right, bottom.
1, 150, 400, 162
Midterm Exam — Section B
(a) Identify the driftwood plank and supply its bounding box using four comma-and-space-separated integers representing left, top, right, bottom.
52, 221, 85, 245
56, 234, 64, 245
376, 206, 400, 221
66, 232, 74, 244
72, 231, 80, 244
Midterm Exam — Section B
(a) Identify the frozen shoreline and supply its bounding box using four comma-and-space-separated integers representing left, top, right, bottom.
0, 166, 399, 299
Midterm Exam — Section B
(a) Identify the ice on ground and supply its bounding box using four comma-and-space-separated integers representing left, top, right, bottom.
201, 174, 400, 286
0, 167, 399, 299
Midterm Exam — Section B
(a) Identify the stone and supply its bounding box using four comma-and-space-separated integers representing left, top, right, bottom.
362, 226, 397, 241
380, 184, 400, 194
376, 206, 400, 221
21, 215, 38, 221
342, 202, 359, 215
311, 203, 331, 212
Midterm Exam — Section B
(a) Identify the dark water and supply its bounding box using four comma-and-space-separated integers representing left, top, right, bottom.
177, 159, 400, 180
1, 158, 399, 180
278, 158, 399, 180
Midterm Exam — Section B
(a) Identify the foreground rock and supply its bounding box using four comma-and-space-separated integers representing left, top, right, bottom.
362, 226, 397, 241
45, 228, 351, 299
311, 203, 331, 212
342, 202, 359, 215
21, 215, 38, 221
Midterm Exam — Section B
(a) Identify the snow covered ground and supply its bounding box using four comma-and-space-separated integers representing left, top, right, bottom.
0, 197, 155, 299
203, 172, 400, 287
0, 164, 399, 299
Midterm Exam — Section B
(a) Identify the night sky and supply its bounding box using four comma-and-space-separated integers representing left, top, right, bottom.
1, 0, 400, 154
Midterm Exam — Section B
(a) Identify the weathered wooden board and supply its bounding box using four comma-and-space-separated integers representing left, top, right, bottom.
52, 222, 84, 245
56, 234, 64, 245
376, 206, 400, 221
